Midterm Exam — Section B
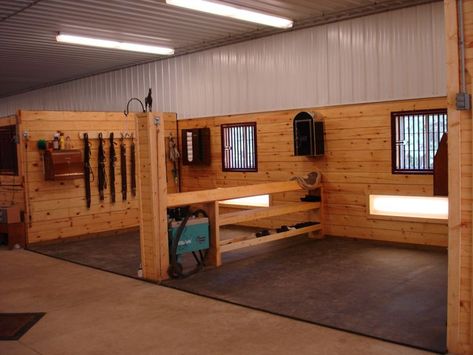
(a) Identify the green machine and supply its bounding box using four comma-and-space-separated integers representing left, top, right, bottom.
168, 217, 209, 255
168, 212, 210, 279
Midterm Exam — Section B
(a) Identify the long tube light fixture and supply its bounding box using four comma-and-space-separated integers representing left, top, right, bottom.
56, 33, 174, 55
166, 0, 293, 29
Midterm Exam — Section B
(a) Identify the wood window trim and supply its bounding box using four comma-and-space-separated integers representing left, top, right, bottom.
391, 108, 448, 175
221, 122, 258, 172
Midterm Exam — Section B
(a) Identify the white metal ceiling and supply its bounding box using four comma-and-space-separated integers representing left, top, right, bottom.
0, 0, 439, 98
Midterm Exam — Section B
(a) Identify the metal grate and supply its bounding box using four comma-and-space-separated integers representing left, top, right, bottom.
221, 122, 257, 172
391, 109, 448, 174
0, 125, 18, 175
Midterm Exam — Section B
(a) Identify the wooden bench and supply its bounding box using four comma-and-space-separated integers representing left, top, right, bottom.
167, 180, 323, 266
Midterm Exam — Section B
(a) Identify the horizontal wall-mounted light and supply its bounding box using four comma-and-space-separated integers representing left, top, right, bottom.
220, 194, 269, 207
166, 0, 293, 29
369, 195, 448, 220
56, 33, 174, 55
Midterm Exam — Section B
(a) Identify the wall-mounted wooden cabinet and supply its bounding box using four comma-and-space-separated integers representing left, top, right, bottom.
181, 128, 211, 165
44, 150, 84, 181
293, 112, 325, 156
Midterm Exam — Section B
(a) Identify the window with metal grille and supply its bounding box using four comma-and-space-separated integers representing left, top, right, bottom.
0, 125, 18, 175
391, 109, 447, 174
221, 122, 257, 172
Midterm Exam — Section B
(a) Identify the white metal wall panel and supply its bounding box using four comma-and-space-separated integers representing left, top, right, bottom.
0, 3, 445, 118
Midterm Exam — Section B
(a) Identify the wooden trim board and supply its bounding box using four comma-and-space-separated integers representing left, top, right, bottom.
220, 224, 322, 253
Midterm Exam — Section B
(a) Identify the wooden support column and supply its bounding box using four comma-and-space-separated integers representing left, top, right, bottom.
444, 0, 466, 353
135, 113, 169, 282
206, 201, 221, 267
308, 187, 324, 239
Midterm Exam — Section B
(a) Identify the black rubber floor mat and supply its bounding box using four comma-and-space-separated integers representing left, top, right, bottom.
0, 313, 45, 340
164, 237, 447, 354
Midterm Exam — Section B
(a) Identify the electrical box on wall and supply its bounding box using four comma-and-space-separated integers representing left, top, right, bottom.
181, 128, 211, 165
293, 112, 324, 156
44, 150, 84, 181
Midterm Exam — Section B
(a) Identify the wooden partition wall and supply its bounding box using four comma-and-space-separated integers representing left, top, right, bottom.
178, 97, 448, 248
7, 110, 176, 244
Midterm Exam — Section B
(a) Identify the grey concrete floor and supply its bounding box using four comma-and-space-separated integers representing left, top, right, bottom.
0, 249, 433, 355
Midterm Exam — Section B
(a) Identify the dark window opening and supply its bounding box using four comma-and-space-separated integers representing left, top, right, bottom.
221, 122, 257, 172
0, 125, 18, 175
391, 109, 448, 174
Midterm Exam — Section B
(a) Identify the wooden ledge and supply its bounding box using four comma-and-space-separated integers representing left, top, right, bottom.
167, 181, 306, 207
220, 224, 322, 253
219, 202, 321, 226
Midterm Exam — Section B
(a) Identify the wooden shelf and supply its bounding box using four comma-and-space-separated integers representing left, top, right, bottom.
220, 224, 322, 253
219, 202, 321, 226
167, 181, 305, 207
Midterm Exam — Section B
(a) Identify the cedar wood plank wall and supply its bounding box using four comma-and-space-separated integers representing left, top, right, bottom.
16, 110, 177, 244
0, 115, 25, 210
178, 97, 448, 247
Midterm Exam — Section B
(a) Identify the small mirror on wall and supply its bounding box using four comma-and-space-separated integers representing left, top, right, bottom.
293, 112, 324, 156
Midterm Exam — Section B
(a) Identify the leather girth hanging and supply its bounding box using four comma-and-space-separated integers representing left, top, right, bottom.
109, 133, 117, 203
83, 133, 92, 208
120, 136, 127, 201
130, 135, 136, 197
98, 133, 107, 201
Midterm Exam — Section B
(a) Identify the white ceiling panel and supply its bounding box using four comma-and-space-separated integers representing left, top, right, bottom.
0, 0, 439, 98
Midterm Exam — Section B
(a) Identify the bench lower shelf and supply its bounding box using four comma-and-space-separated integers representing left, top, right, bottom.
220, 224, 322, 253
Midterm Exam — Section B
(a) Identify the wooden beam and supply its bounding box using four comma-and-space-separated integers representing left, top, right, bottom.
220, 224, 322, 253
444, 0, 462, 352
206, 201, 221, 267
167, 180, 305, 207
219, 202, 321, 226
135, 113, 169, 282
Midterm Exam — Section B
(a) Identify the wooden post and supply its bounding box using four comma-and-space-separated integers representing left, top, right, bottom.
206, 201, 221, 267
309, 187, 323, 239
444, 0, 463, 352
135, 113, 169, 282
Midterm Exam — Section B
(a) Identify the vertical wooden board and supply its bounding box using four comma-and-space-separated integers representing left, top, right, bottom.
135, 113, 169, 282
444, 0, 472, 352
163, 112, 179, 193
207, 201, 221, 267
136, 113, 158, 281
155, 113, 169, 279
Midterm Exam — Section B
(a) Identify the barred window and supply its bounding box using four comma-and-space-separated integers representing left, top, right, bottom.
391, 109, 447, 174
0, 125, 18, 175
221, 122, 257, 172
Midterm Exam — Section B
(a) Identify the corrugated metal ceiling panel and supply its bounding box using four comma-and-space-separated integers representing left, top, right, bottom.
0, 0, 440, 98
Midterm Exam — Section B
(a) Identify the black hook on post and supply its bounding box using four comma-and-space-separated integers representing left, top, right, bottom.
124, 98, 146, 117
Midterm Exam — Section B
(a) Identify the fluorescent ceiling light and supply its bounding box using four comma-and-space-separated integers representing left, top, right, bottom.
166, 0, 293, 29
369, 195, 448, 220
56, 33, 174, 55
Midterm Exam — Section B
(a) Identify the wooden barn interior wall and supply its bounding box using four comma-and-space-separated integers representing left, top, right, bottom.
16, 110, 177, 244
178, 97, 448, 247
0, 115, 25, 210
